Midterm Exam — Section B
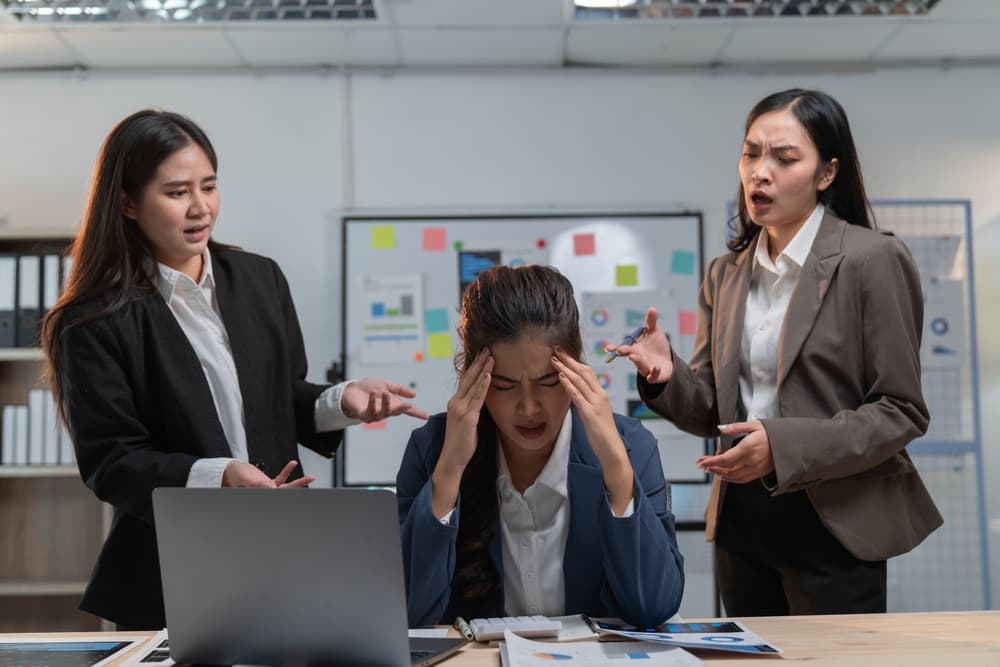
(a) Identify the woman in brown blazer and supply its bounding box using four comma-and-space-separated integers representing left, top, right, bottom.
608, 89, 941, 616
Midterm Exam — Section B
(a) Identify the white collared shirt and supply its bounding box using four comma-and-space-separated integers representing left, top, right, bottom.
156, 250, 356, 488
739, 203, 825, 420
497, 410, 573, 617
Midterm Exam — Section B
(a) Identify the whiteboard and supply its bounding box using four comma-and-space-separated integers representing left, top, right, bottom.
340, 213, 707, 487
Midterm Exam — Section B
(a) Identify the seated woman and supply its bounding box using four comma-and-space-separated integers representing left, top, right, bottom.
396, 264, 684, 628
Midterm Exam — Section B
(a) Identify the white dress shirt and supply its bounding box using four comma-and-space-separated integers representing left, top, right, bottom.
739, 203, 825, 421
497, 410, 573, 617
155, 251, 356, 488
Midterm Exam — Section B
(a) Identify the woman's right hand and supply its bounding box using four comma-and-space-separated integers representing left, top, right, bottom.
431, 350, 493, 519
607, 307, 675, 384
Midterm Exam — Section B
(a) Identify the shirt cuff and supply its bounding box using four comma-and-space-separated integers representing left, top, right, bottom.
315, 380, 363, 432
607, 496, 635, 519
438, 507, 457, 525
186, 458, 236, 488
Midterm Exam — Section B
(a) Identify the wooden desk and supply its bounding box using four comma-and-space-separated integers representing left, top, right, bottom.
443, 611, 1000, 666
5, 611, 1000, 666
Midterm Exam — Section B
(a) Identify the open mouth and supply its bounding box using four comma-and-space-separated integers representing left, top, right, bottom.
516, 423, 547, 439
750, 190, 773, 207
184, 223, 210, 237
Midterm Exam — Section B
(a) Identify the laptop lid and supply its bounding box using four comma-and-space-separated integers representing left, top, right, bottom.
153, 487, 459, 667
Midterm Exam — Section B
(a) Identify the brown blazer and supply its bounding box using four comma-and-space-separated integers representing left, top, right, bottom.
641, 212, 942, 561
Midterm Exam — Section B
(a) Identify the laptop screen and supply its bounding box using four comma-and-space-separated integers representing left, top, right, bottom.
153, 487, 415, 667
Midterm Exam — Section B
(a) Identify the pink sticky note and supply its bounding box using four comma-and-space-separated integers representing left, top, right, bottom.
422, 227, 447, 251
573, 233, 596, 256
362, 420, 387, 431
679, 311, 697, 336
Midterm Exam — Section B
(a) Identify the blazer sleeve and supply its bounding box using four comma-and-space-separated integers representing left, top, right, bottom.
595, 419, 685, 628
270, 259, 342, 456
638, 256, 723, 438
396, 417, 460, 627
766, 236, 930, 491
59, 314, 198, 524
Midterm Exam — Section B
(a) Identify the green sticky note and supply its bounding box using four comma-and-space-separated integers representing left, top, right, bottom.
427, 333, 453, 359
615, 264, 638, 287
424, 308, 449, 334
671, 250, 695, 275
371, 226, 396, 250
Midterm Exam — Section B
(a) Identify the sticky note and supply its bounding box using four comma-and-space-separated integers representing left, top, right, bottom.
427, 333, 453, 359
424, 308, 449, 334
362, 420, 387, 431
422, 227, 446, 251
371, 302, 385, 317
627, 375, 637, 392
679, 311, 697, 336
573, 233, 595, 256
671, 250, 695, 275
371, 226, 396, 249
615, 264, 638, 287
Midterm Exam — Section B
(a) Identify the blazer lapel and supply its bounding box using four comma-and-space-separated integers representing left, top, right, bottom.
714, 250, 752, 426
776, 213, 846, 388
563, 409, 604, 614
211, 250, 267, 460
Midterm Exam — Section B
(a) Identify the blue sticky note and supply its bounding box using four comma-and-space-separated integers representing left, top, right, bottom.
671, 250, 696, 275
424, 308, 449, 334
371, 302, 385, 317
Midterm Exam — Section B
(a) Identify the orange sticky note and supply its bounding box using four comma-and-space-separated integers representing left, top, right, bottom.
422, 227, 446, 251
573, 233, 595, 256
679, 311, 697, 336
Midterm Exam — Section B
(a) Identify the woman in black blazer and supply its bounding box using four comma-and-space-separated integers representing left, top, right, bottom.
40, 110, 427, 630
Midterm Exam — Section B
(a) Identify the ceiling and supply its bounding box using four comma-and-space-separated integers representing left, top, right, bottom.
1, 0, 999, 72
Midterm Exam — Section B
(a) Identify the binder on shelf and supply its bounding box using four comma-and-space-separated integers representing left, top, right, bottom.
42, 390, 59, 466
1, 405, 15, 465
0, 254, 16, 348
27, 389, 45, 466
61, 255, 74, 291
13, 404, 28, 466
59, 423, 75, 467
16, 254, 42, 348
42, 253, 61, 319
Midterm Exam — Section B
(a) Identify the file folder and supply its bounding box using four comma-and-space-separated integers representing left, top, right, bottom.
0, 255, 15, 347
16, 254, 41, 348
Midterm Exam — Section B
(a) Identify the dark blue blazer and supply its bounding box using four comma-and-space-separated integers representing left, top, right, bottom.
396, 408, 684, 629
56, 246, 339, 629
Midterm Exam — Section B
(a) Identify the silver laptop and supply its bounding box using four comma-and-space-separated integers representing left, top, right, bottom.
152, 487, 466, 667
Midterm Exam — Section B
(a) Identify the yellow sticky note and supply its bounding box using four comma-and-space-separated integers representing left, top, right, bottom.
427, 333, 453, 359
615, 264, 638, 287
371, 226, 396, 250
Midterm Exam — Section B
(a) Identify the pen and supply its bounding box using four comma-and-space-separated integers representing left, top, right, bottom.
605, 325, 647, 363
454, 616, 474, 641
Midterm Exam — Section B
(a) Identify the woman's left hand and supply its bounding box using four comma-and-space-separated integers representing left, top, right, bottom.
696, 421, 775, 484
551, 348, 633, 514
342, 378, 431, 422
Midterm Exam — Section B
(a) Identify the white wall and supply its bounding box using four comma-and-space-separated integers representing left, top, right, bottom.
2, 64, 998, 605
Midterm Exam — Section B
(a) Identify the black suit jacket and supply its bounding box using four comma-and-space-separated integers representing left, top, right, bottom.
57, 246, 341, 629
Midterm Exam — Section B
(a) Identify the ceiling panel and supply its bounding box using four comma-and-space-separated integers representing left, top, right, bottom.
56, 27, 243, 68
385, 0, 565, 28
0, 28, 78, 68
876, 23, 1000, 60
721, 21, 896, 63
567, 23, 732, 66
226, 26, 398, 67
397, 27, 563, 67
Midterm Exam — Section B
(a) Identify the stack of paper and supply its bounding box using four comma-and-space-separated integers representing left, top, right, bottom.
500, 629, 703, 667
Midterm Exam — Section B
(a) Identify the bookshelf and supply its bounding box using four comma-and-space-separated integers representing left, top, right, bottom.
0, 233, 111, 632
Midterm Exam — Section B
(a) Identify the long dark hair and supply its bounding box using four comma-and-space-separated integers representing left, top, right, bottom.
41, 109, 222, 423
453, 264, 583, 613
729, 88, 875, 252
